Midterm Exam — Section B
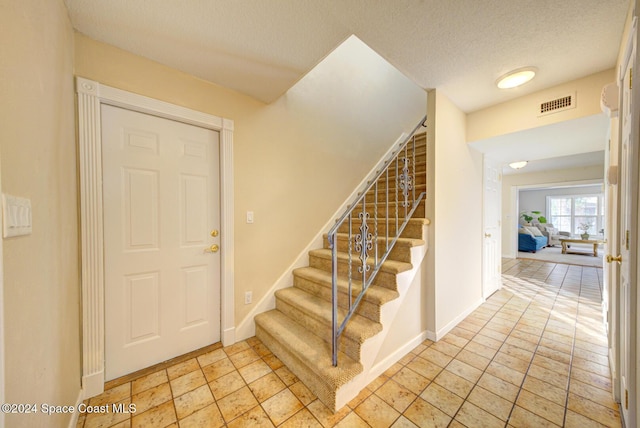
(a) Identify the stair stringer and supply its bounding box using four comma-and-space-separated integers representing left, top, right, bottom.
334, 221, 430, 410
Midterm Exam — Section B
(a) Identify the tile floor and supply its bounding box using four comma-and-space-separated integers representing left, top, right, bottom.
77, 258, 621, 427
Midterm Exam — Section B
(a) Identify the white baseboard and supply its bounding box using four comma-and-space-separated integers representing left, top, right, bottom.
365, 330, 430, 384
67, 389, 84, 428
234, 132, 410, 342
82, 371, 104, 399
222, 327, 236, 346
432, 297, 484, 341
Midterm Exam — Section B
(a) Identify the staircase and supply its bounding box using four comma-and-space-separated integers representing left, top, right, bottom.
255, 131, 428, 412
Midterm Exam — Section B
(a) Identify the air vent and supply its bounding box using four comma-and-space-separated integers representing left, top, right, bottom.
538, 92, 576, 116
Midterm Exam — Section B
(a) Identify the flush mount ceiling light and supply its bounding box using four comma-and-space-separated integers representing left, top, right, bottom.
509, 161, 528, 170
496, 67, 537, 89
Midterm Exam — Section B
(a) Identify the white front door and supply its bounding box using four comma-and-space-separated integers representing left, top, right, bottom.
617, 26, 637, 426
483, 156, 502, 298
102, 105, 221, 380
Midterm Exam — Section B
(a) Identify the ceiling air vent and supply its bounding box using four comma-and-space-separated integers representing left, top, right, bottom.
538, 92, 576, 116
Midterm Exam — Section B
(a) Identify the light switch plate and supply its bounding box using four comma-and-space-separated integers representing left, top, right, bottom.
2, 193, 32, 238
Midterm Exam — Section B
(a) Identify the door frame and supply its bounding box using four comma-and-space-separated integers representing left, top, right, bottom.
76, 77, 235, 398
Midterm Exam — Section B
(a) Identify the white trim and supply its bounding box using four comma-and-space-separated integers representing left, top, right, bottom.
365, 331, 430, 383
234, 132, 409, 341
67, 389, 84, 428
75, 77, 235, 398
0, 169, 4, 428
431, 297, 485, 341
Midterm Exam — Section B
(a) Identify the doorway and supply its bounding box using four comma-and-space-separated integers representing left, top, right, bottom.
76, 78, 235, 397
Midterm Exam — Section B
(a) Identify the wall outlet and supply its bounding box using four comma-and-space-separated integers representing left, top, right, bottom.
244, 291, 252, 305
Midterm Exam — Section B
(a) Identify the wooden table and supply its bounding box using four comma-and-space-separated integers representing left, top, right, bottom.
560, 238, 605, 257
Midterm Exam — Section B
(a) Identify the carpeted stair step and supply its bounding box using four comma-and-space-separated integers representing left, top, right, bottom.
373, 168, 427, 188
292, 266, 399, 323
323, 233, 424, 263
255, 309, 363, 412
365, 183, 427, 203
275, 287, 382, 361
336, 217, 427, 239
366, 200, 426, 218
308, 248, 412, 290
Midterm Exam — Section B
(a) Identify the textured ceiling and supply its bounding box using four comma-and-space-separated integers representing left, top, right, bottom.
64, 0, 630, 112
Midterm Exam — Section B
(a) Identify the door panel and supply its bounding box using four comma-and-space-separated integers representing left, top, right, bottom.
102, 104, 221, 380
617, 28, 637, 427
483, 156, 502, 298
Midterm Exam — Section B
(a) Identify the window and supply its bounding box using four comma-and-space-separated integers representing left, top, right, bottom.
547, 194, 604, 236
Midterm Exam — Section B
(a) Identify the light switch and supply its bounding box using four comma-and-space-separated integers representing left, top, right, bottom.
2, 193, 32, 238
246, 211, 254, 224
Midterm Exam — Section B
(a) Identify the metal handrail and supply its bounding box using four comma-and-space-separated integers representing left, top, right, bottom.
327, 115, 427, 366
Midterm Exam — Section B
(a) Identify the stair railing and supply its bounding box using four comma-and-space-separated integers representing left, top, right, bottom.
327, 116, 427, 366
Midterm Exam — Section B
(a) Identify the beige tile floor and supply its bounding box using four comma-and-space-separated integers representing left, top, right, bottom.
77, 258, 621, 427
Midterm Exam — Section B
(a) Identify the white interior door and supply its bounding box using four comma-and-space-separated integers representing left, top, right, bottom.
617, 28, 637, 426
604, 118, 620, 401
102, 105, 221, 380
483, 156, 502, 298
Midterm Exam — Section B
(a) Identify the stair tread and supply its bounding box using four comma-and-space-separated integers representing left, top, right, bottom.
293, 266, 399, 306
276, 287, 383, 342
309, 248, 413, 274
255, 310, 363, 388
327, 233, 425, 248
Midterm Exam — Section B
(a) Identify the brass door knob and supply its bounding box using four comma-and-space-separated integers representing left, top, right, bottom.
606, 254, 622, 264
211, 229, 219, 237
205, 244, 219, 253
485, 233, 492, 238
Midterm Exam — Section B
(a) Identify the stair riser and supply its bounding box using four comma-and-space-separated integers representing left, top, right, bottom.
309, 254, 399, 290
255, 324, 339, 412
372, 176, 427, 191
336, 221, 424, 239
364, 185, 426, 203
323, 236, 412, 263
275, 298, 363, 361
366, 201, 425, 218
292, 275, 381, 323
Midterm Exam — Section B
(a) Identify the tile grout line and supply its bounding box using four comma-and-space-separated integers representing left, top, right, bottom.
494, 261, 567, 427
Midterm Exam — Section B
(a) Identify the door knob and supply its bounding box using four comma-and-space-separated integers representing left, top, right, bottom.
205, 244, 219, 253
211, 229, 219, 237
606, 254, 622, 264
485, 233, 492, 238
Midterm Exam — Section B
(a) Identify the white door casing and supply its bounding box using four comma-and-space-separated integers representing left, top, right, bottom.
76, 78, 235, 398
102, 105, 221, 380
483, 156, 502, 298
617, 17, 638, 426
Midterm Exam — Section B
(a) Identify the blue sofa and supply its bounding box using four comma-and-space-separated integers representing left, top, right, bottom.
518, 233, 548, 253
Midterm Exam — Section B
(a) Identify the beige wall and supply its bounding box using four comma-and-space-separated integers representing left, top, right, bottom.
74, 34, 426, 329
467, 69, 616, 143
0, 1, 81, 426
501, 165, 605, 256
427, 90, 484, 336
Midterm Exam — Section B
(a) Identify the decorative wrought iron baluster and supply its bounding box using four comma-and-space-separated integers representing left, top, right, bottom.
398, 154, 413, 212
354, 201, 372, 287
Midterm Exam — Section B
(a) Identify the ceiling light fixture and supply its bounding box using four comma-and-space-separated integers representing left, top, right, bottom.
509, 161, 528, 170
496, 67, 537, 89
